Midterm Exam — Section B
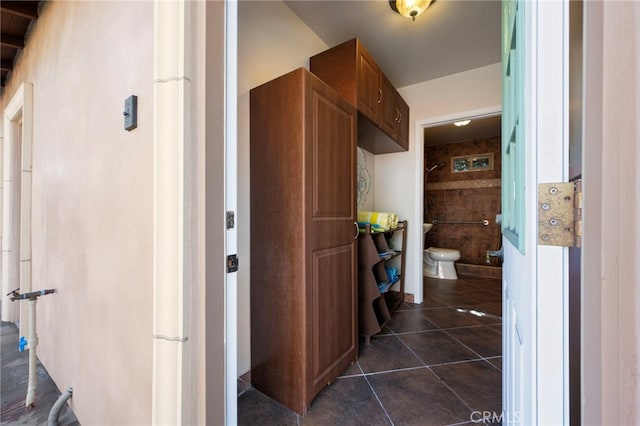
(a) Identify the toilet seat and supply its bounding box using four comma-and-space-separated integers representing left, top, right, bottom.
426, 247, 461, 260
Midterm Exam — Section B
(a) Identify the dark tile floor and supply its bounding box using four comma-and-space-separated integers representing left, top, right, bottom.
238, 275, 503, 426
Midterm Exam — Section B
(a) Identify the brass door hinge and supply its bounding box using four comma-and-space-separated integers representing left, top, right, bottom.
538, 180, 582, 247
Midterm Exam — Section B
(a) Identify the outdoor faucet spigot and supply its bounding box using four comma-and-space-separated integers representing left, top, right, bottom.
8, 289, 56, 302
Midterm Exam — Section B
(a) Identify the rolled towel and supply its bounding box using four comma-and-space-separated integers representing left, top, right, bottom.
357, 211, 398, 231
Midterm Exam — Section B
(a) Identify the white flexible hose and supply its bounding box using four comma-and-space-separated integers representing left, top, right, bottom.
25, 299, 38, 408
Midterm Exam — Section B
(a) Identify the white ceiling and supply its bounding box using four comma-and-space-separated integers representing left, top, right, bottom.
283, 0, 502, 88
423, 114, 501, 145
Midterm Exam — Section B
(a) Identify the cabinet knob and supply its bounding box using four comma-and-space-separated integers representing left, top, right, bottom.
353, 222, 360, 239
395, 109, 401, 123
377, 89, 383, 104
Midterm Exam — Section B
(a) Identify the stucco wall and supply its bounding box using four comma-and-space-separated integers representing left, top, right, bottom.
599, 1, 640, 422
1, 1, 154, 424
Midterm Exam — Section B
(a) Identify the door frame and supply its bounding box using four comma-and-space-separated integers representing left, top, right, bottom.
224, 0, 239, 423
151, 1, 232, 424
501, 0, 570, 423
1, 82, 34, 328
413, 105, 501, 305
582, 1, 640, 423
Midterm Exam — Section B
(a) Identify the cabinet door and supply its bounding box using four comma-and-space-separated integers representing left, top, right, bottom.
308, 81, 358, 397
395, 95, 410, 150
357, 48, 381, 124
380, 74, 398, 137
380, 74, 410, 151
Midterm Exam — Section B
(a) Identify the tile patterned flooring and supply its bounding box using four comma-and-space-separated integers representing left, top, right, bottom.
238, 275, 503, 425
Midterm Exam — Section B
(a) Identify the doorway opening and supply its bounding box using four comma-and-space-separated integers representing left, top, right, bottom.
2, 82, 34, 330
422, 114, 503, 277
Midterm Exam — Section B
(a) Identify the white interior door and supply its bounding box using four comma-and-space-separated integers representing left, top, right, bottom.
502, 0, 569, 424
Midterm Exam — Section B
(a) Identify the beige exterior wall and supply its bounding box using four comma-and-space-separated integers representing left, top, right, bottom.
588, 1, 640, 423
1, 1, 154, 424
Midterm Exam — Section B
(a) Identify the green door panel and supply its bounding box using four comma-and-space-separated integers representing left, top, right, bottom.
502, 0, 526, 253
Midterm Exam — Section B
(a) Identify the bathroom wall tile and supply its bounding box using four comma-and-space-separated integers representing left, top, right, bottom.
445, 189, 459, 205
425, 136, 503, 268
426, 137, 501, 184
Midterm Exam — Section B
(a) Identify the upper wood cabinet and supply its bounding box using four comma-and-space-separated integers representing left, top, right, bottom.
356, 45, 382, 124
310, 38, 409, 154
380, 73, 410, 150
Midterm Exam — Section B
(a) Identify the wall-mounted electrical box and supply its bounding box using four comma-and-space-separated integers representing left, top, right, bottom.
123, 95, 138, 131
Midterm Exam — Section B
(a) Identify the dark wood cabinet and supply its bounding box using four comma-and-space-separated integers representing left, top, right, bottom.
380, 74, 410, 150
358, 221, 407, 344
356, 45, 382, 124
396, 94, 410, 149
310, 38, 409, 154
250, 68, 358, 415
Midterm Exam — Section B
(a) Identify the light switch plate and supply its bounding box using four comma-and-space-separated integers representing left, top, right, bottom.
124, 95, 137, 131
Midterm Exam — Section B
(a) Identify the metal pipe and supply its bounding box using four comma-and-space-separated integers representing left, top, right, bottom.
432, 219, 489, 226
9, 288, 55, 301
426, 162, 446, 174
486, 247, 504, 262
25, 299, 38, 407
48, 387, 73, 426
7, 288, 56, 408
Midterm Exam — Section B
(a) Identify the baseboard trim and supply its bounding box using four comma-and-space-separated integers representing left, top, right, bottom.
456, 263, 502, 279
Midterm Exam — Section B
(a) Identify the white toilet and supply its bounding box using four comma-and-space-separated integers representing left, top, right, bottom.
423, 223, 461, 280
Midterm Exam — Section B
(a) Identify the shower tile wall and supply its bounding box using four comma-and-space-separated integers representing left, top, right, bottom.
425, 137, 502, 266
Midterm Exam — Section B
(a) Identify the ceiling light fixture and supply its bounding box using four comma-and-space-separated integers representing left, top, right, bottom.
454, 120, 471, 127
389, 0, 435, 21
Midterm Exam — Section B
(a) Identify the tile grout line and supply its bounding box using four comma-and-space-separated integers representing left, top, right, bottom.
389, 311, 483, 420
235, 275, 503, 423
361, 365, 396, 426
391, 323, 492, 336
430, 369, 479, 417
439, 329, 504, 373
440, 327, 498, 362
361, 364, 430, 378
399, 288, 503, 418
